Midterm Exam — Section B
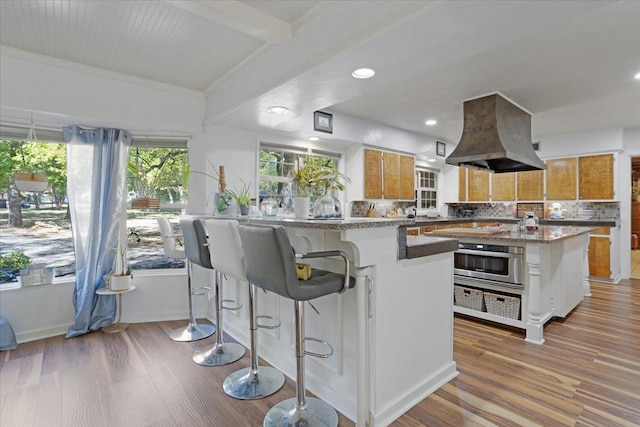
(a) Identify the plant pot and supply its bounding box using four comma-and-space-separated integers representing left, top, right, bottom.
109, 274, 132, 291
214, 193, 236, 215
239, 204, 250, 216
131, 197, 160, 209
293, 196, 311, 219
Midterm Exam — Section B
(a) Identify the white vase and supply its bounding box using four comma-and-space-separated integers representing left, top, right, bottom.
109, 274, 132, 291
293, 196, 311, 219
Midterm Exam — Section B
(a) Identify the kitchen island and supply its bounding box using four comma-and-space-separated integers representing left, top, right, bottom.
201, 215, 458, 427
420, 225, 594, 344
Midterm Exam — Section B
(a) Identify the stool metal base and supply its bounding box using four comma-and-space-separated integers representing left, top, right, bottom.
192, 342, 245, 366
264, 397, 338, 427
223, 366, 285, 400
169, 323, 216, 342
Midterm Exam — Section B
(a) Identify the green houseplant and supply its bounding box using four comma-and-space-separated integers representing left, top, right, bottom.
108, 244, 132, 291
290, 162, 350, 218
227, 180, 252, 215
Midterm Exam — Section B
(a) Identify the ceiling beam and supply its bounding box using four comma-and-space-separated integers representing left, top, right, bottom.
164, 0, 292, 45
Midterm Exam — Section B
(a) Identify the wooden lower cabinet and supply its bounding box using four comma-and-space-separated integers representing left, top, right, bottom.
589, 236, 610, 279
632, 202, 640, 234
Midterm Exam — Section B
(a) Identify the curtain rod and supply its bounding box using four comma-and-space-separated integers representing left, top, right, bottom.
0, 119, 192, 140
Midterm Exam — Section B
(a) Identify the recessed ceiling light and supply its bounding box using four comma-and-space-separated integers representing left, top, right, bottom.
428, 158, 436, 162
635, 72, 640, 80
352, 68, 375, 79
425, 119, 437, 126
308, 136, 319, 141
267, 106, 288, 114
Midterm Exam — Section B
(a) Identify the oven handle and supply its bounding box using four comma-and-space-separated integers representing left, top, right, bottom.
456, 248, 522, 259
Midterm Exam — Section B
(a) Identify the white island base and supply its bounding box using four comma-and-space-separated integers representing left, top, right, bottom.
450, 229, 591, 345
214, 220, 458, 426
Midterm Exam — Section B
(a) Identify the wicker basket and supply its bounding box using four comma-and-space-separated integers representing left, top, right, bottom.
454, 285, 484, 311
484, 292, 520, 320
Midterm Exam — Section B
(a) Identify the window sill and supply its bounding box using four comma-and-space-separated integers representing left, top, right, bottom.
0, 268, 186, 292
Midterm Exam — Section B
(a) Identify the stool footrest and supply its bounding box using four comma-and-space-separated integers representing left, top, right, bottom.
191, 286, 211, 296
303, 337, 334, 358
256, 315, 281, 330
222, 299, 242, 311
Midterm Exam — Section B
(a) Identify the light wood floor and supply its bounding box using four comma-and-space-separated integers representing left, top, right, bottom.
1, 279, 639, 427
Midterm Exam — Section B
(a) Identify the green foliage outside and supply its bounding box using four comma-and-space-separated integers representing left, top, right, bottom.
0, 140, 68, 206
0, 251, 30, 269
127, 147, 188, 203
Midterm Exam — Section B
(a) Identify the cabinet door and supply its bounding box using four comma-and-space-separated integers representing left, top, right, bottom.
458, 167, 467, 202
517, 170, 544, 201
579, 154, 614, 200
399, 155, 415, 200
589, 236, 610, 278
468, 169, 490, 201
546, 157, 577, 200
491, 172, 515, 201
383, 152, 400, 199
633, 202, 640, 234
364, 149, 382, 199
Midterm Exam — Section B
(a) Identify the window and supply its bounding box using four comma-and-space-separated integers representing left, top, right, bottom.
258, 143, 339, 211
125, 139, 189, 271
416, 168, 438, 210
0, 138, 73, 285
0, 131, 189, 288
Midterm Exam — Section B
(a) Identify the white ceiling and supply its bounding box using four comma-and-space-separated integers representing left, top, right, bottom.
1, 0, 639, 150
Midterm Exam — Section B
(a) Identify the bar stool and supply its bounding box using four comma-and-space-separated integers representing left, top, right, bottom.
238, 223, 354, 427
183, 218, 246, 367
205, 219, 285, 399
157, 217, 215, 342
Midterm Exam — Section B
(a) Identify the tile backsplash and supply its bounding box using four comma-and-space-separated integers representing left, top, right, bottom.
351, 200, 416, 217
448, 201, 620, 220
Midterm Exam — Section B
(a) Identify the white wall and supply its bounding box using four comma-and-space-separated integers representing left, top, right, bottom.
0, 52, 204, 133
537, 128, 624, 158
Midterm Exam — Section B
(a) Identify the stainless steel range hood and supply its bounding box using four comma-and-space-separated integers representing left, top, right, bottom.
446, 93, 545, 173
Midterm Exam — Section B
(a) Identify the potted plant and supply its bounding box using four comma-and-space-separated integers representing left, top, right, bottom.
291, 162, 350, 218
188, 163, 235, 214
108, 244, 132, 291
227, 180, 252, 215
0, 251, 30, 284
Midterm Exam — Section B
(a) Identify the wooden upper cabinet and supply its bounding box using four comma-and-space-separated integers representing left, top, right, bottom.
458, 167, 467, 202
546, 157, 577, 200
363, 149, 415, 200
517, 170, 544, 201
468, 169, 490, 201
399, 154, 415, 200
364, 149, 383, 199
491, 172, 515, 201
579, 154, 614, 200
383, 152, 400, 199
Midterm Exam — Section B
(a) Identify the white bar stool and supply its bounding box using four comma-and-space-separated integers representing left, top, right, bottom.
182, 218, 246, 367
205, 219, 285, 399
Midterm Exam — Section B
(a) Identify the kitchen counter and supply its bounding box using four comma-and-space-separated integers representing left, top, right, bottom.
412, 216, 618, 228
198, 214, 457, 426
405, 235, 458, 259
426, 225, 595, 244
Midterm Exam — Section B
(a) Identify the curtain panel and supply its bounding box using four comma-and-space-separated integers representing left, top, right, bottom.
64, 126, 131, 337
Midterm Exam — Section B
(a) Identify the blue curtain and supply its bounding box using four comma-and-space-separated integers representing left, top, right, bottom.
64, 126, 131, 338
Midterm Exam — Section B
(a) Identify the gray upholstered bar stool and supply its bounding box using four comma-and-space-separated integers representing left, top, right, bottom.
158, 217, 215, 342
185, 218, 246, 366
238, 223, 354, 427
205, 219, 285, 399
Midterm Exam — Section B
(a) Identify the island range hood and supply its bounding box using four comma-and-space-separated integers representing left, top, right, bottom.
446, 93, 546, 173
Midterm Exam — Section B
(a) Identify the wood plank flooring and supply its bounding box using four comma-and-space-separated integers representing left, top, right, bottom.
1, 279, 639, 426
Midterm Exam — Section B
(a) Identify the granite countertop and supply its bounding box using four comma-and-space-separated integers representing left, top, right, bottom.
404, 235, 459, 259
425, 224, 596, 244
208, 215, 415, 230
412, 216, 618, 227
